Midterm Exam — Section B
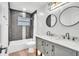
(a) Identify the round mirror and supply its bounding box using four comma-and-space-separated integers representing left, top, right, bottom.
46, 14, 57, 27
59, 6, 79, 27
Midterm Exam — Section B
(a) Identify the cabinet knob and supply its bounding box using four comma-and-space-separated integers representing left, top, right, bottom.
52, 49, 54, 52
42, 44, 43, 46
46, 51, 48, 54
42, 41, 44, 46
52, 45, 54, 48
47, 44, 48, 46
42, 41, 44, 43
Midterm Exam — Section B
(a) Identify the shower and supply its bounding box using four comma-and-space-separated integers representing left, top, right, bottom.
9, 9, 34, 41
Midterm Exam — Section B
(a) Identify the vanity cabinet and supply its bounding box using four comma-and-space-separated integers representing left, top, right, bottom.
36, 37, 77, 56
76, 52, 79, 56
43, 40, 55, 56
36, 38, 45, 54
36, 37, 55, 56
54, 44, 76, 56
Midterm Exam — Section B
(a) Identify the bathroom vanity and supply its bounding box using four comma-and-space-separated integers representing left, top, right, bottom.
36, 35, 79, 56
36, 2, 79, 56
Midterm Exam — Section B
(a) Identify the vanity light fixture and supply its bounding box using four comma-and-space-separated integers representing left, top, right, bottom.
48, 2, 68, 11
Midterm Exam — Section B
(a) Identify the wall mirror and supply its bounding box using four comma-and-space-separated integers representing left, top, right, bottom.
59, 6, 79, 27
46, 14, 57, 27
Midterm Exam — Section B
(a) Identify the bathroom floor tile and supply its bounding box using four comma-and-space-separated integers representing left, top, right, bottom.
9, 48, 36, 56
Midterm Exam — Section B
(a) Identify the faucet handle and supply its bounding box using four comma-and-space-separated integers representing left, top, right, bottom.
62, 35, 65, 39
72, 37, 78, 41
65, 33, 70, 40
46, 31, 51, 36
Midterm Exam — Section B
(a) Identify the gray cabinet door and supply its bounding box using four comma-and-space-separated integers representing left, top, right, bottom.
54, 44, 76, 56
36, 37, 76, 56
36, 38, 45, 54
36, 38, 42, 51
44, 41, 52, 56
36, 38, 52, 56
51, 44, 55, 56
76, 52, 79, 56
36, 38, 55, 56
44, 41, 55, 56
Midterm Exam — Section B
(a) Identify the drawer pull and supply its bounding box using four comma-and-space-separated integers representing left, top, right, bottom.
42, 44, 43, 46
52, 49, 54, 52
42, 41, 44, 43
42, 41, 44, 46
52, 45, 54, 48
46, 52, 48, 54
47, 44, 48, 46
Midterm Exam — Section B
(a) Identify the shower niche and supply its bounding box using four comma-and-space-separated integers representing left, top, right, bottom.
18, 14, 30, 26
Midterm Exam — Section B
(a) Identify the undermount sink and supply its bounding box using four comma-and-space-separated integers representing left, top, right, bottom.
46, 35, 52, 39
52, 36, 62, 40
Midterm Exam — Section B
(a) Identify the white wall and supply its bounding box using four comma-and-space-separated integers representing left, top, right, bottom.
0, 2, 9, 48
37, 2, 79, 38
33, 13, 37, 41
0, 5, 2, 44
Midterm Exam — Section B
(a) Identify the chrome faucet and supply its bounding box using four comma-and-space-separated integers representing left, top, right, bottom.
65, 33, 70, 40
46, 31, 54, 36
46, 31, 51, 36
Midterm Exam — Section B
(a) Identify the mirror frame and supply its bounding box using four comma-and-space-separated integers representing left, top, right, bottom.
59, 6, 79, 27
46, 14, 57, 27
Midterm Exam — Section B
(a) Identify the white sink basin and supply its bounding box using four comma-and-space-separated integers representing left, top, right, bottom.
52, 36, 62, 40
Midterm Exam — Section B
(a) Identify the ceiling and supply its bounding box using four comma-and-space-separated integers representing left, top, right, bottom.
10, 2, 48, 13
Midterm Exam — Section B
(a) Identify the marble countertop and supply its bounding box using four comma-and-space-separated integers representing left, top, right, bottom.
36, 34, 79, 52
